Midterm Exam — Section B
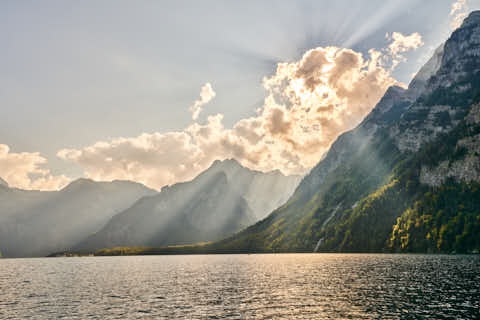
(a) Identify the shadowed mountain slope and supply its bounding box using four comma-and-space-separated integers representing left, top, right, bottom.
0, 179, 155, 257
74, 159, 300, 251
75, 168, 254, 251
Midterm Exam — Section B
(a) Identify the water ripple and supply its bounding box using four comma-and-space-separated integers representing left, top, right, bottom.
0, 254, 479, 319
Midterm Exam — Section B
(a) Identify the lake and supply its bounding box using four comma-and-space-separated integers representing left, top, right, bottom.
0, 254, 479, 319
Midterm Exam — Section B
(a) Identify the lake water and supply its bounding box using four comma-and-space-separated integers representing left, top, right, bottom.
0, 254, 479, 319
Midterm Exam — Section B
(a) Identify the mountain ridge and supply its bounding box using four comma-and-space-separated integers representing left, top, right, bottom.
0, 177, 8, 188
74, 166, 255, 251
73, 158, 301, 252
0, 179, 156, 257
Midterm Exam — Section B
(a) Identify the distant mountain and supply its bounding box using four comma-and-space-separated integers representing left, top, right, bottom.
75, 166, 255, 251
199, 159, 301, 221
0, 179, 155, 257
0, 182, 54, 224
75, 159, 300, 251
0, 177, 8, 188
194, 11, 480, 254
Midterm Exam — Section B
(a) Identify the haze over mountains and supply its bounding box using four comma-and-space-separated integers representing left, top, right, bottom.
0, 179, 156, 257
74, 159, 301, 252
197, 159, 301, 221
0, 159, 300, 257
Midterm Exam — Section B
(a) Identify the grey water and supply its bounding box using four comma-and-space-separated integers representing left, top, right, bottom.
0, 254, 479, 319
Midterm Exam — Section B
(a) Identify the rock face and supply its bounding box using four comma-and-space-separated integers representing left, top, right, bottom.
392, 11, 480, 152
420, 156, 480, 187
0, 179, 155, 257
420, 103, 480, 187
407, 43, 444, 99
207, 11, 480, 254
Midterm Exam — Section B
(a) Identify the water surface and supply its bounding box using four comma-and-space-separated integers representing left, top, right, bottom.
0, 254, 479, 319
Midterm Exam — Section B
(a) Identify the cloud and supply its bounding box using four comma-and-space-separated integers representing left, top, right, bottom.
57, 132, 201, 190
189, 82, 216, 120
0, 144, 70, 190
386, 32, 424, 69
450, 0, 468, 29
58, 35, 420, 190
387, 32, 424, 56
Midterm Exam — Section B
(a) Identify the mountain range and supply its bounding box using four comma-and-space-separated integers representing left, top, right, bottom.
0, 179, 156, 257
0, 160, 300, 257
74, 159, 300, 252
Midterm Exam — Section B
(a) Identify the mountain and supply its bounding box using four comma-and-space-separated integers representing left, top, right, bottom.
74, 159, 300, 251
188, 11, 480, 254
0, 183, 55, 224
0, 179, 155, 257
196, 159, 301, 221
0, 177, 8, 188
75, 165, 254, 250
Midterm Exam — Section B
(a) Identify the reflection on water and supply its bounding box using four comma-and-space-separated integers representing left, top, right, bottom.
0, 254, 479, 319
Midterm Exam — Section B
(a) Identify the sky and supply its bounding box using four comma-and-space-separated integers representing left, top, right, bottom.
1, 0, 479, 190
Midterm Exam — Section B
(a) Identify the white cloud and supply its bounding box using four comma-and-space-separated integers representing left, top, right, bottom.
57, 132, 201, 190
450, 0, 469, 29
386, 32, 424, 69
189, 82, 216, 120
58, 35, 421, 190
0, 144, 70, 190
387, 32, 424, 56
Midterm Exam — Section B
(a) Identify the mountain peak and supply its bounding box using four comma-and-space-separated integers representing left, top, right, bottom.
410, 43, 444, 84
110, 179, 154, 190
440, 10, 480, 70
209, 158, 296, 178
210, 158, 242, 169
62, 178, 96, 191
207, 158, 259, 178
62, 178, 154, 193
461, 10, 480, 28
0, 177, 8, 188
